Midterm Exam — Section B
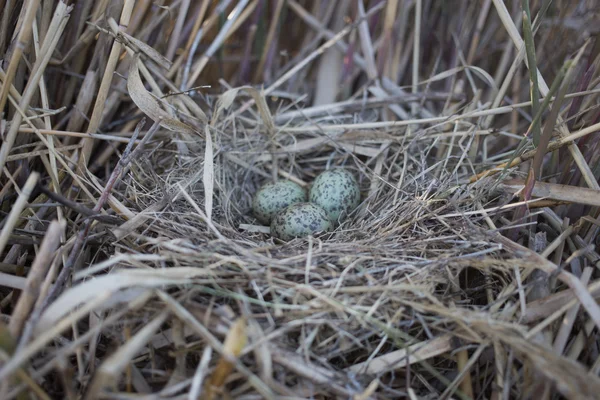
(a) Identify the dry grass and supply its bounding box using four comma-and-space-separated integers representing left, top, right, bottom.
1, 1, 600, 399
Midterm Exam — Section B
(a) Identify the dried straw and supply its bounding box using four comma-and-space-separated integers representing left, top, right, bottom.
0, 1, 599, 399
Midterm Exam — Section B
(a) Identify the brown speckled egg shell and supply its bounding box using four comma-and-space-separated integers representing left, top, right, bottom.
270, 203, 332, 241
252, 180, 307, 224
309, 169, 360, 223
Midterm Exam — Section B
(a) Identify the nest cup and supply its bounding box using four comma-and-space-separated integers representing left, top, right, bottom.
134, 125, 375, 245
140, 109, 458, 249
213, 145, 368, 240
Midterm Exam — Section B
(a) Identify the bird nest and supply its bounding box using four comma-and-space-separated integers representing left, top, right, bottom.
2, 2, 600, 400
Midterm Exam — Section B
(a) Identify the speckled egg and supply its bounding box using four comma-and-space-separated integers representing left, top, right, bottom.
270, 203, 332, 241
252, 180, 307, 224
309, 169, 360, 223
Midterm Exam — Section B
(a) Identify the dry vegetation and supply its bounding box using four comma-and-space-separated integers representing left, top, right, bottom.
1, 0, 600, 399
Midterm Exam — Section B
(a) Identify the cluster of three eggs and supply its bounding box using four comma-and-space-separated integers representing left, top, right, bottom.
252, 169, 360, 241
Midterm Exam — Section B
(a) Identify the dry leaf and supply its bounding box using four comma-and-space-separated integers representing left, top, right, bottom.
107, 17, 172, 70
204, 318, 247, 399
37, 268, 215, 333
127, 54, 196, 135
211, 86, 275, 135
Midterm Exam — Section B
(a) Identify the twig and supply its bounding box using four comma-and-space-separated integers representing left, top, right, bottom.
40, 118, 159, 309
36, 185, 122, 224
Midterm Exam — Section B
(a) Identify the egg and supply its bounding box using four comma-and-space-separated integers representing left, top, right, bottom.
309, 169, 360, 223
270, 203, 332, 241
252, 180, 307, 224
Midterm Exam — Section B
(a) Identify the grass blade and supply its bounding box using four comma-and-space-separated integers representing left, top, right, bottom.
495, 59, 571, 185
532, 45, 586, 181
531, 0, 553, 32
522, 3, 541, 146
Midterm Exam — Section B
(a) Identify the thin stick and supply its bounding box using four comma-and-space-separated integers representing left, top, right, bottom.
467, 0, 492, 64
186, 0, 251, 88
178, 0, 227, 87
32, 13, 63, 228
0, 66, 44, 125
36, 185, 121, 224
181, 0, 210, 57
41, 119, 160, 309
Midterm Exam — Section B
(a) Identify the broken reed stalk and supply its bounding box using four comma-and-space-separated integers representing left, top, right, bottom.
456, 349, 474, 398
0, 0, 41, 113
79, 0, 136, 170
83, 311, 170, 400
0, 1, 69, 175
204, 318, 247, 400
